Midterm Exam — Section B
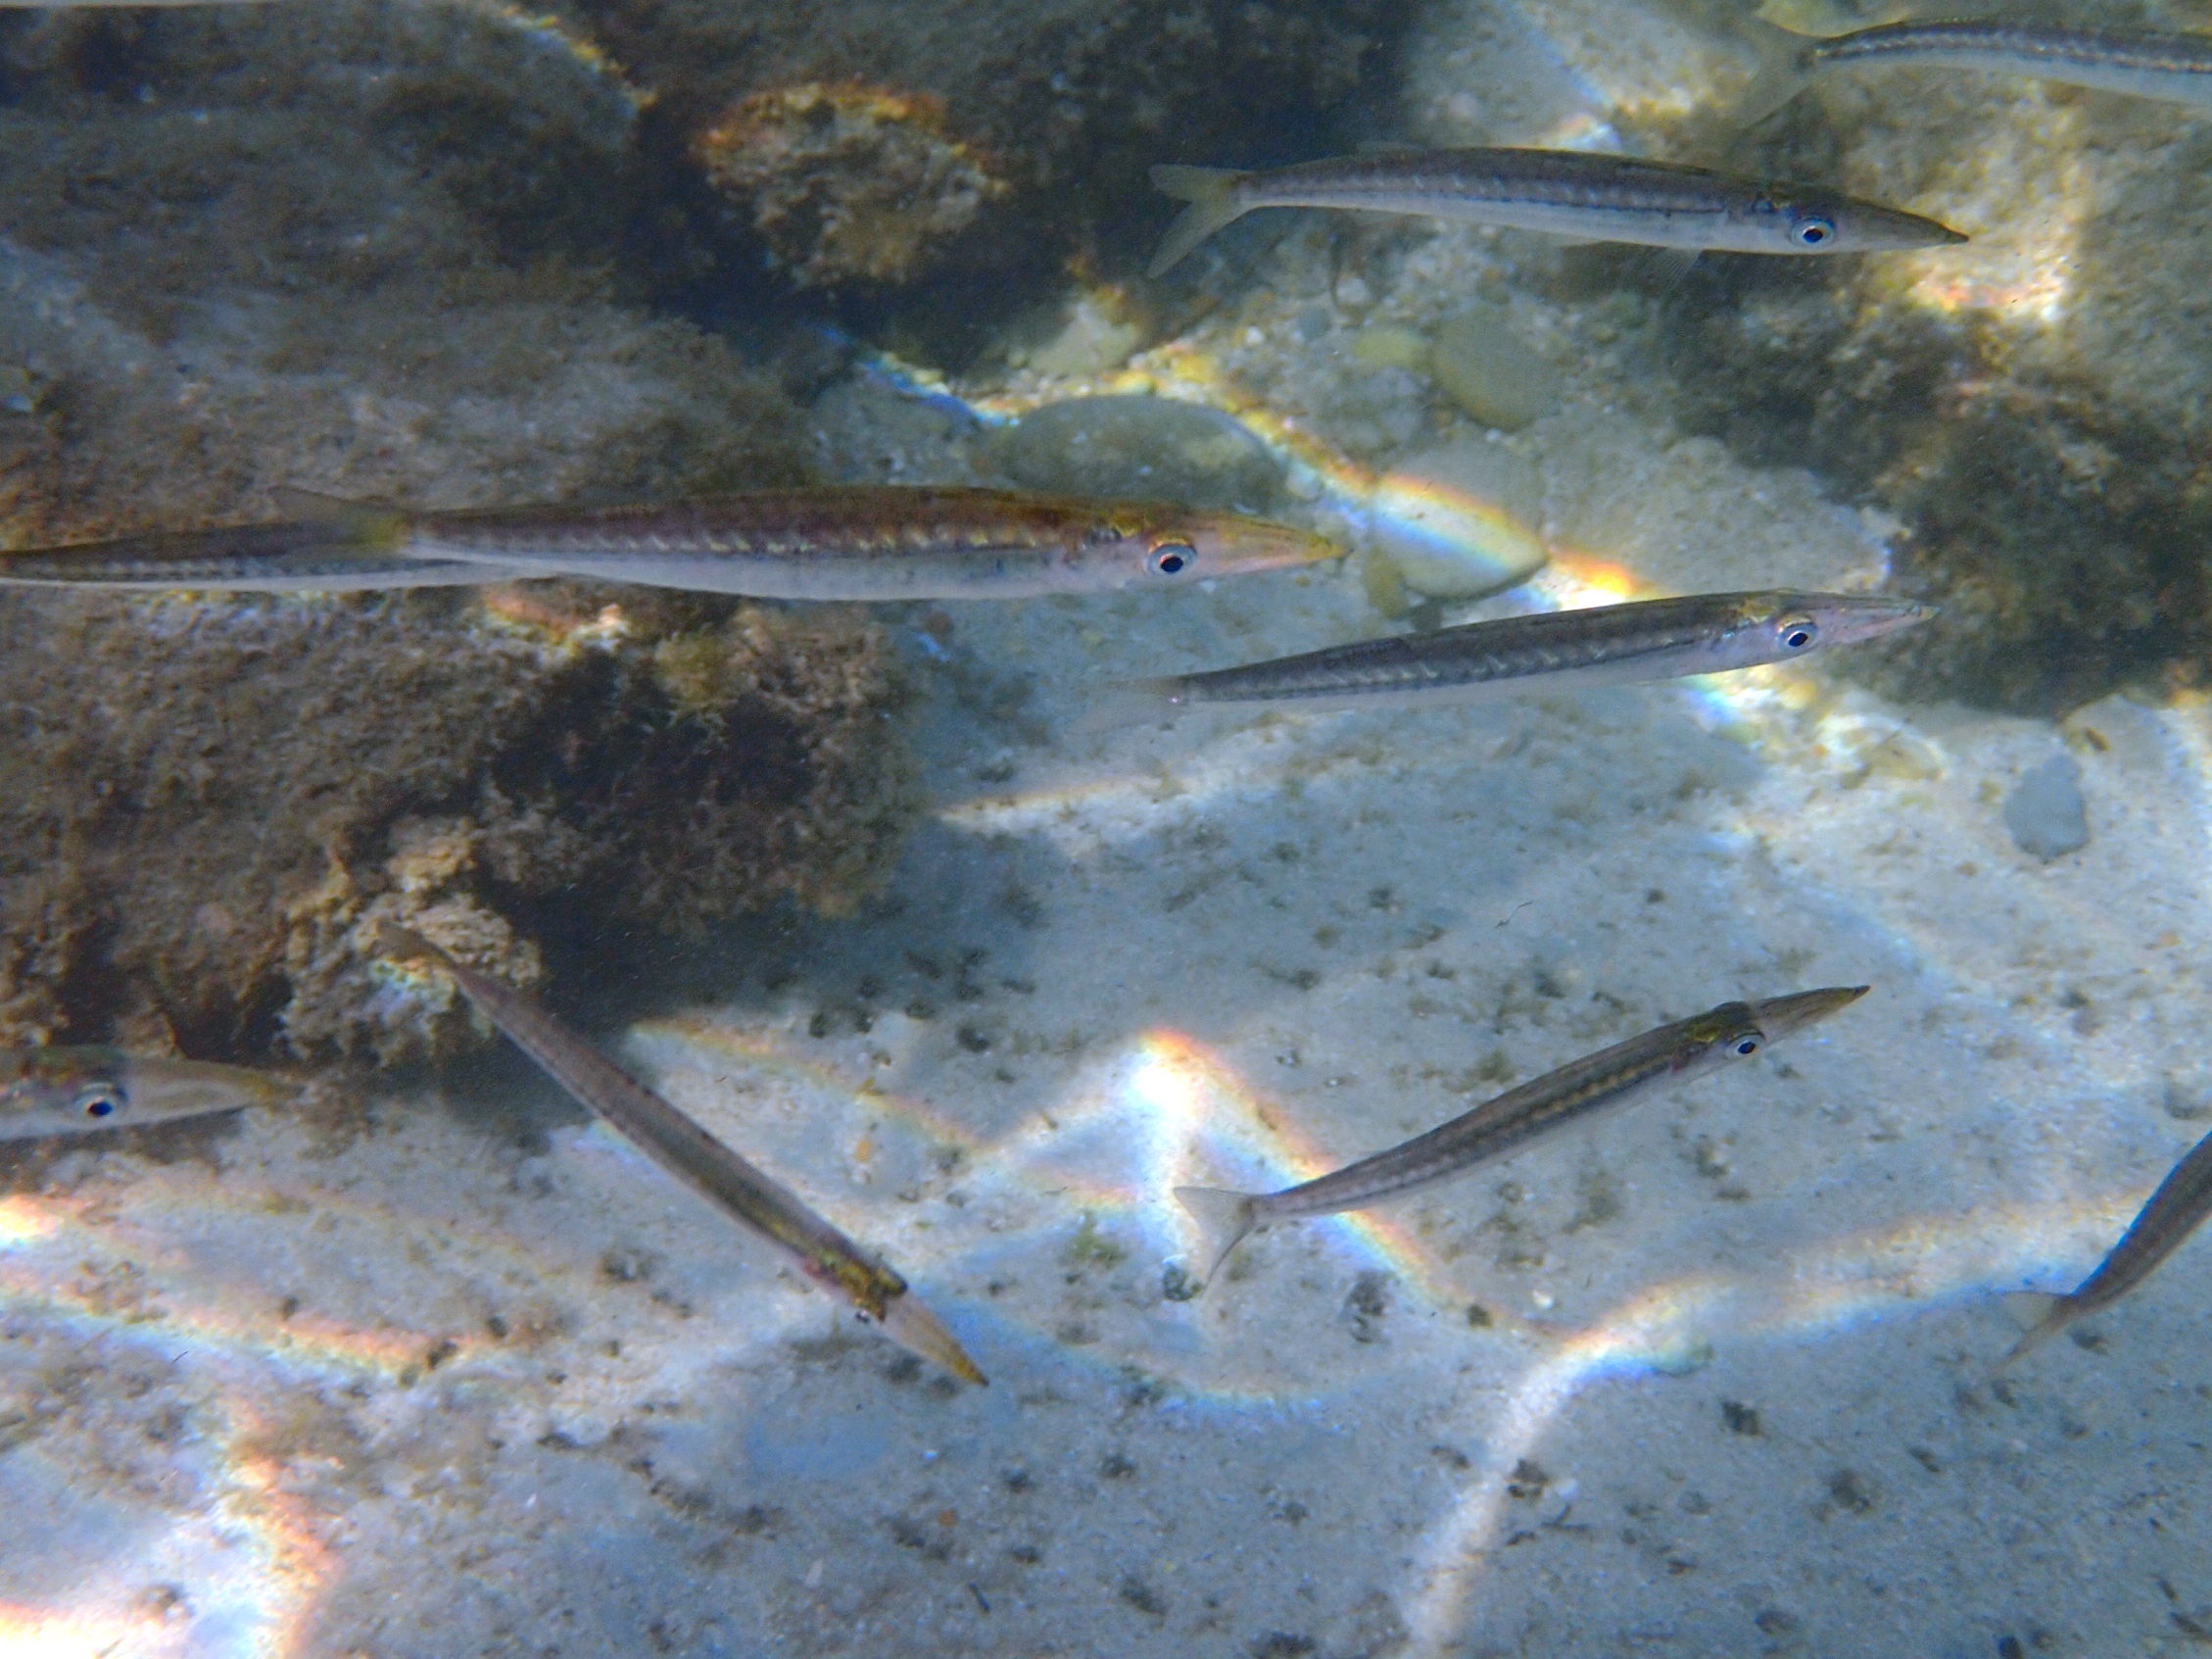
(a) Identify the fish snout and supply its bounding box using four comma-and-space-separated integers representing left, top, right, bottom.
1184, 514, 1343, 579
1750, 984, 1870, 1040
1825, 594, 1938, 644
1859, 204, 1969, 251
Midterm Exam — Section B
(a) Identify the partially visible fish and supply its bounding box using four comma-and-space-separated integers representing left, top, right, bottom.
376, 924, 986, 1385
2002, 1122, 2212, 1366
1176, 987, 1866, 1283
0, 1047, 289, 1142
1146, 150, 1964, 276
1741, 17, 2212, 121
1089, 591, 1933, 725
0, 518, 517, 592
0, 488, 1336, 601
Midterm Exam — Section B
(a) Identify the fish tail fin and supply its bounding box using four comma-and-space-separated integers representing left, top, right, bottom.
1996, 1291, 2067, 1370
1146, 166, 1251, 277
1174, 1186, 1260, 1285
266, 486, 409, 550
1731, 17, 1816, 123
1073, 676, 1190, 734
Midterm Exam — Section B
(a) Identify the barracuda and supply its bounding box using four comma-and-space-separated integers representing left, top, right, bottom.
377, 925, 986, 1385
1745, 18, 2212, 120
0, 487, 1332, 600
2003, 1122, 2212, 1366
1176, 988, 1867, 1283
1090, 591, 1934, 724
1146, 149, 1963, 276
0, 1047, 290, 1142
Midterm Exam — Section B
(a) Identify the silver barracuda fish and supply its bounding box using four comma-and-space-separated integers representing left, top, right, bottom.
0, 489, 1335, 601
1742, 18, 2212, 121
378, 925, 986, 1385
0, 1046, 289, 1142
2002, 1122, 2212, 1366
1177, 988, 1866, 1283
1089, 591, 1933, 725
1146, 150, 1964, 276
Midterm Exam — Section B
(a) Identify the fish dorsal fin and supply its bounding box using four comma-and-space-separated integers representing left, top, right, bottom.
1356, 139, 1424, 155
270, 484, 398, 521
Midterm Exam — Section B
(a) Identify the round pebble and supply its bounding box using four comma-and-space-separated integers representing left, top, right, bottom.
1366, 439, 1547, 600
2002, 754, 2090, 860
1429, 308, 1558, 432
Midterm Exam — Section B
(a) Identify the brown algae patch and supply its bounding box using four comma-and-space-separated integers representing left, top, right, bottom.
696, 83, 1009, 287
0, 590, 919, 1062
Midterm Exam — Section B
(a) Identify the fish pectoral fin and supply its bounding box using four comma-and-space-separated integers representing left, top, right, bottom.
1074, 676, 1187, 734
2002, 1290, 2062, 1329
1147, 165, 1252, 278
1630, 246, 1703, 293
1173, 1186, 1261, 1286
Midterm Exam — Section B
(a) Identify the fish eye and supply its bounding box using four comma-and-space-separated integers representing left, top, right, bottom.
1791, 214, 1836, 248
1733, 1037, 1759, 1056
1147, 541, 1196, 578
75, 1088, 123, 1119
1777, 615, 1818, 651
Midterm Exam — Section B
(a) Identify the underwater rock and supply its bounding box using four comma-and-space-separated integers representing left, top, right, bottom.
0, 3, 811, 538
695, 82, 1010, 288
579, 0, 1397, 288
0, 588, 918, 1064
985, 395, 1284, 512
2003, 755, 2089, 861
1428, 308, 1559, 432
0, 4, 927, 1067
1366, 439, 1546, 601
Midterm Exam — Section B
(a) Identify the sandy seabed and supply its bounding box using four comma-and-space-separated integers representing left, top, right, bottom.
7, 0, 2212, 1654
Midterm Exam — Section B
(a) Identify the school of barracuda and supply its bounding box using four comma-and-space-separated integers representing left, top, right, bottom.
4, 3, 2206, 1449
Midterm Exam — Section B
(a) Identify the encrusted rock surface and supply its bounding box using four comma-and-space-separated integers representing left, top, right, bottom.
0, 588, 918, 1062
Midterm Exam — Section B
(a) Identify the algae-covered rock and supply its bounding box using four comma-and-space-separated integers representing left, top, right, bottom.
986, 395, 1285, 512
0, 2, 810, 540
695, 82, 1011, 288
586, 0, 1398, 289
0, 588, 919, 1064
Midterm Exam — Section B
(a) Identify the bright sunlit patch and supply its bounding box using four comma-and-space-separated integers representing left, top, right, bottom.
1367, 471, 1547, 597
0, 1602, 193, 1659
1893, 107, 2091, 327
0, 1195, 62, 1248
